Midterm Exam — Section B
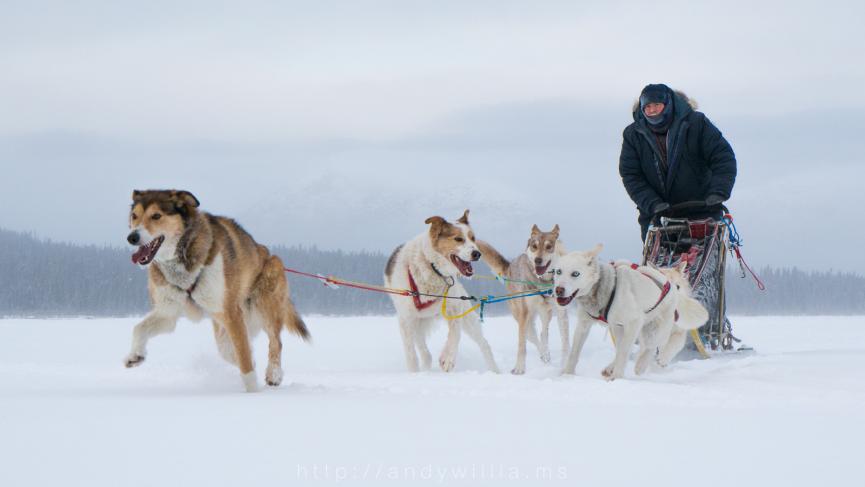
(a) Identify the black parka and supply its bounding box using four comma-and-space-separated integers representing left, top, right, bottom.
619, 90, 737, 239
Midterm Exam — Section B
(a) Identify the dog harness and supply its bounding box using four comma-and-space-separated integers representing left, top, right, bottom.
588, 263, 673, 324
164, 267, 203, 300
588, 271, 618, 324
407, 268, 439, 311
185, 274, 202, 299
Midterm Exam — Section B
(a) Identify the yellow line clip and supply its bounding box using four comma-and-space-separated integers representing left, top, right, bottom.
440, 286, 481, 321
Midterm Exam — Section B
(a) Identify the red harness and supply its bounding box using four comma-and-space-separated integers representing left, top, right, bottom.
589, 263, 673, 324
408, 268, 439, 311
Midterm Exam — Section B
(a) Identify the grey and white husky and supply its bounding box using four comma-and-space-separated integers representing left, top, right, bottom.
553, 245, 708, 380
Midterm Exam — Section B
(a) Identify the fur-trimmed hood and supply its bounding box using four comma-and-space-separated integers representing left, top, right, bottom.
632, 89, 698, 116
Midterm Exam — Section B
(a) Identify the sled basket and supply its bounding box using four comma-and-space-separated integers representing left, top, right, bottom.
642, 217, 739, 353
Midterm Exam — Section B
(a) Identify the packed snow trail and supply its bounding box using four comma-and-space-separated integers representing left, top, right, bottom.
0, 316, 862, 486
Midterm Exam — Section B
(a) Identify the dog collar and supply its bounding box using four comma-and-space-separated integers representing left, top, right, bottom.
430, 263, 455, 287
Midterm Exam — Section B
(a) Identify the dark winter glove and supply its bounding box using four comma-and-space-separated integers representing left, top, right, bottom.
652, 202, 671, 215
705, 194, 725, 207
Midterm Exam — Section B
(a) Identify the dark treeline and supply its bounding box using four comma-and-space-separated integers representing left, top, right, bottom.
0, 229, 149, 316
725, 266, 865, 315
1, 228, 863, 317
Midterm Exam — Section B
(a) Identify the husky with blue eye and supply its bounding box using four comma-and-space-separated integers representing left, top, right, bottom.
552, 245, 707, 380
124, 189, 310, 392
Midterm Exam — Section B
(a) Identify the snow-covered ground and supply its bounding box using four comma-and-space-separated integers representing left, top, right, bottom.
1, 315, 862, 487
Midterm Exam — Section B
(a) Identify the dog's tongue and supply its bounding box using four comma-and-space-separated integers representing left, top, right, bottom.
131, 246, 148, 265
535, 262, 550, 277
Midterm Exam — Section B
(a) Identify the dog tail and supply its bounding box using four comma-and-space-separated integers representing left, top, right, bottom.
477, 240, 510, 276
284, 299, 311, 342
675, 295, 709, 330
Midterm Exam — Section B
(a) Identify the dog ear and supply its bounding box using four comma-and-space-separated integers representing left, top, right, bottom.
531, 224, 541, 236
425, 216, 447, 239
457, 209, 470, 225
132, 190, 143, 202
588, 243, 604, 258
677, 261, 688, 274
175, 191, 200, 208
171, 190, 200, 218
551, 224, 560, 237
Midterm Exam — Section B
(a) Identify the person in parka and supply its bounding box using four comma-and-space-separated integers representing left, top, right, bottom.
619, 84, 737, 240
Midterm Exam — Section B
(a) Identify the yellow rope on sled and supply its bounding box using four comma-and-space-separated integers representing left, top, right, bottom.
690, 329, 711, 359
440, 286, 482, 321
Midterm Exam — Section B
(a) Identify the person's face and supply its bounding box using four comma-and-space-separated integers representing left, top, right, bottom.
643, 102, 665, 117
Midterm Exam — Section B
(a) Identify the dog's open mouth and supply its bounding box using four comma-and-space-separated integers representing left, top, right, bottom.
535, 261, 551, 277
450, 255, 474, 277
131, 236, 165, 266
556, 290, 578, 307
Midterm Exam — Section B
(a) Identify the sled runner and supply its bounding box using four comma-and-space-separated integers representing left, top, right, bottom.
642, 202, 761, 357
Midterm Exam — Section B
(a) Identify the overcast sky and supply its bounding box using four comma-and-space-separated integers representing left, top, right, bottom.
2, 0, 864, 273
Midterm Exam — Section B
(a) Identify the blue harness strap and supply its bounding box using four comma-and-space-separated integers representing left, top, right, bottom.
478, 289, 553, 322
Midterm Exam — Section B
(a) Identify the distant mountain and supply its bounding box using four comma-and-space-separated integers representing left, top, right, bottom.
236, 175, 538, 258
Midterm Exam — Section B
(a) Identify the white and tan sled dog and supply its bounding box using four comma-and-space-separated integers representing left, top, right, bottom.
384, 210, 500, 374
553, 245, 707, 381
124, 190, 310, 392
477, 225, 570, 375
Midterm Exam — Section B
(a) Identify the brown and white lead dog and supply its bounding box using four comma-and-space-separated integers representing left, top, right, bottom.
384, 210, 500, 374
124, 190, 310, 392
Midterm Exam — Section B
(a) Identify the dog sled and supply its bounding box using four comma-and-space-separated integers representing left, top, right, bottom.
642, 201, 763, 358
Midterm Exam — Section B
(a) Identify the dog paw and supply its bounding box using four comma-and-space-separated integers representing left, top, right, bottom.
439, 356, 456, 373
511, 366, 526, 376
540, 350, 552, 364
241, 371, 259, 393
265, 365, 284, 387
634, 358, 650, 376
601, 365, 618, 381
419, 353, 432, 371
124, 354, 146, 368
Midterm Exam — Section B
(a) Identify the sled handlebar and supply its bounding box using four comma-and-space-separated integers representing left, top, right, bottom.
669, 200, 713, 211
652, 200, 728, 223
